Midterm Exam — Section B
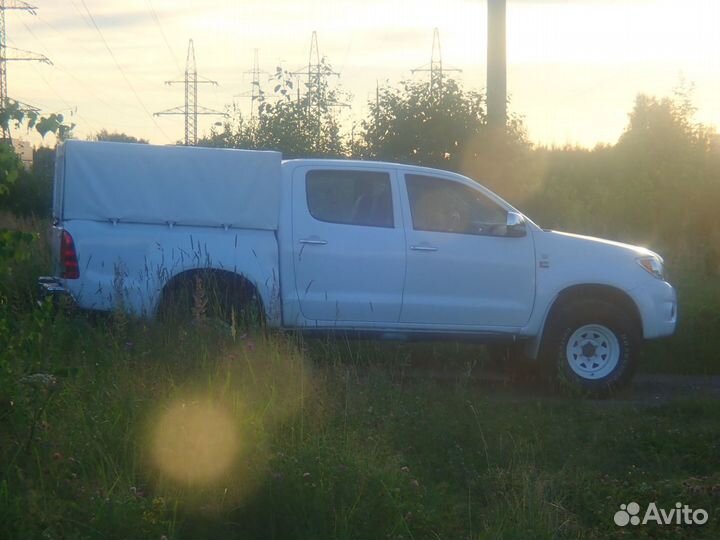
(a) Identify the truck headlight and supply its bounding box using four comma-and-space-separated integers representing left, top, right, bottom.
636, 255, 664, 280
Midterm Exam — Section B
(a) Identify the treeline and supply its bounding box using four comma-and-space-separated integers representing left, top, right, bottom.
521, 94, 719, 274
1, 73, 717, 273
200, 72, 718, 273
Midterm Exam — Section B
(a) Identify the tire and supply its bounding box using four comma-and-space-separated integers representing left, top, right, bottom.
540, 298, 640, 396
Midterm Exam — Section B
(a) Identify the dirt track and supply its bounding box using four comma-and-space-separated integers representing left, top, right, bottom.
400, 368, 720, 404
610, 374, 720, 403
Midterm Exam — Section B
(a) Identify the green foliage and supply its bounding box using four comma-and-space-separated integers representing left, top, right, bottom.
91, 129, 149, 144
360, 78, 526, 169
361, 78, 484, 167
199, 104, 259, 149
34, 113, 74, 141
0, 100, 40, 134
0, 143, 22, 198
200, 63, 347, 157
0, 224, 48, 312
523, 88, 720, 274
0, 144, 53, 218
0, 100, 72, 218
0, 100, 74, 141
253, 63, 347, 157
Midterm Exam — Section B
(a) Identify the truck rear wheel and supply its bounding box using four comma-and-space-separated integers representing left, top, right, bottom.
541, 299, 640, 396
157, 271, 263, 328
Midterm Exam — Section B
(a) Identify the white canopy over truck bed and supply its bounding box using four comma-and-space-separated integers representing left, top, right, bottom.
54, 140, 283, 230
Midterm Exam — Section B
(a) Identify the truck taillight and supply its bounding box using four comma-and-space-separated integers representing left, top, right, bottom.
60, 230, 79, 279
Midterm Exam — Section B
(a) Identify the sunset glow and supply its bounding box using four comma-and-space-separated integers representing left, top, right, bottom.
7, 0, 719, 147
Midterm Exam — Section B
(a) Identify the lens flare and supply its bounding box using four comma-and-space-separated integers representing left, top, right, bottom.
152, 400, 238, 485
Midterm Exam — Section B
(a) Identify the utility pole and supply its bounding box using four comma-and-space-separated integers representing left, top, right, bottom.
487, 0, 507, 131
155, 39, 226, 146
236, 48, 267, 118
411, 28, 461, 98
0, 0, 52, 140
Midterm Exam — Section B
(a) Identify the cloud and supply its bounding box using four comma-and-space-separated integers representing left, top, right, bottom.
507, 0, 655, 3
47, 10, 151, 32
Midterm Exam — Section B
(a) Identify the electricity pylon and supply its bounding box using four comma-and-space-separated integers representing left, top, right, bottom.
155, 39, 226, 146
0, 0, 52, 139
411, 27, 461, 97
290, 31, 348, 112
236, 48, 266, 117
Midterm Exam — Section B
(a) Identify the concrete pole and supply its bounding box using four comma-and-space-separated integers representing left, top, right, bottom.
487, 0, 507, 131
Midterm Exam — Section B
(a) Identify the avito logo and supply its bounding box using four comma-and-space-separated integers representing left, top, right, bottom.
614, 501, 708, 527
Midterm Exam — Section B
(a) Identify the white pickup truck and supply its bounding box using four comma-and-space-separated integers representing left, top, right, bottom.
40, 140, 677, 393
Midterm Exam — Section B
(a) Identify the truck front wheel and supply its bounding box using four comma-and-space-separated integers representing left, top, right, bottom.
541, 299, 640, 396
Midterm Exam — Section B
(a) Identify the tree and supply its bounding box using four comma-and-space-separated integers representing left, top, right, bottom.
0, 99, 75, 141
254, 63, 347, 157
0, 142, 22, 198
0, 101, 74, 216
199, 104, 259, 149
0, 99, 75, 208
361, 77, 531, 201
199, 62, 347, 158
524, 88, 719, 274
613, 90, 718, 262
361, 78, 488, 168
91, 130, 149, 144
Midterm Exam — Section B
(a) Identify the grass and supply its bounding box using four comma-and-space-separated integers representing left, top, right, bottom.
1, 216, 719, 539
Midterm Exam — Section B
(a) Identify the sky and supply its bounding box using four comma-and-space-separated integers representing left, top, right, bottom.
6, 0, 720, 148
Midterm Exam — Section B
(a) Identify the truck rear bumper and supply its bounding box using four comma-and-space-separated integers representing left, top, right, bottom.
37, 276, 76, 307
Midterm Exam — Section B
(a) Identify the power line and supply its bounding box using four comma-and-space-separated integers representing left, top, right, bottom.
29, 12, 136, 111
144, 0, 181, 72
78, 0, 173, 143
14, 19, 97, 133
5, 29, 162, 135
69, 0, 92, 29
28, 62, 96, 133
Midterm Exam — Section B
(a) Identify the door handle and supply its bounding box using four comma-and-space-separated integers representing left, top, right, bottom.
410, 244, 438, 252
299, 238, 328, 245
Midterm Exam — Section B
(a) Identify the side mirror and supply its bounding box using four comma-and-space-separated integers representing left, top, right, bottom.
506, 211, 526, 237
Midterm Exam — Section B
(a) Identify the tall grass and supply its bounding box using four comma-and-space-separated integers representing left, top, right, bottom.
1, 216, 720, 539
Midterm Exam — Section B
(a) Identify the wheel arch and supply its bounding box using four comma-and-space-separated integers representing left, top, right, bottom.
524, 284, 643, 360
153, 267, 266, 320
